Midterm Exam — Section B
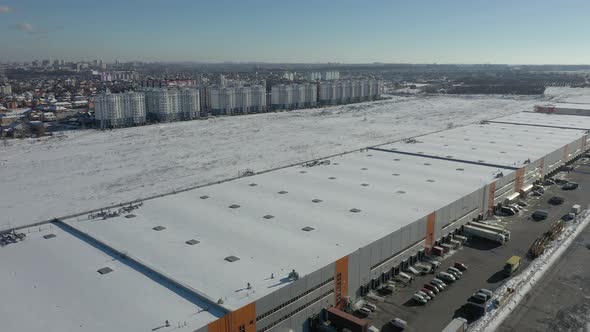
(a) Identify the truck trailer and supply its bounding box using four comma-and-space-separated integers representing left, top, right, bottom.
463, 225, 506, 244
468, 221, 511, 240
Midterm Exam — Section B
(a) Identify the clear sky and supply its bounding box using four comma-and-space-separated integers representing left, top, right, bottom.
1, 0, 589, 64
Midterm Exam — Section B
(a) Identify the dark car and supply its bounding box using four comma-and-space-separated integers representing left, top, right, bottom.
548, 196, 565, 205
562, 182, 579, 190
532, 210, 549, 221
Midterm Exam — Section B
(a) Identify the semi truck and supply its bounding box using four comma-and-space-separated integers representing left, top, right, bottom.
468, 221, 511, 240
441, 317, 468, 332
463, 225, 506, 244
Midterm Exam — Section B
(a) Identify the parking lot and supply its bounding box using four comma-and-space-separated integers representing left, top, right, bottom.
362, 158, 590, 332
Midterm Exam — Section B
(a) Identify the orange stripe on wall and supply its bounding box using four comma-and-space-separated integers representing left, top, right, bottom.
425, 212, 436, 252
335, 256, 349, 309
515, 168, 525, 192
208, 302, 256, 332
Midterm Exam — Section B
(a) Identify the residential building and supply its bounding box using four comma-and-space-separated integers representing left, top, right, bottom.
209, 85, 266, 115
144, 88, 200, 122
94, 91, 146, 128
0, 84, 11, 96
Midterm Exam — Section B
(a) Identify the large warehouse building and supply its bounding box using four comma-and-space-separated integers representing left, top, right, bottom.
2, 111, 590, 332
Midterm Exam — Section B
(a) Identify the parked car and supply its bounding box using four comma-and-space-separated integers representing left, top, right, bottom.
363, 303, 377, 311
412, 293, 427, 305
424, 283, 440, 294
431, 278, 447, 289
407, 266, 422, 276
469, 293, 487, 305
437, 272, 456, 283
414, 263, 432, 274
517, 201, 528, 207
421, 288, 436, 298
454, 262, 468, 271
358, 307, 372, 316
447, 267, 463, 278
498, 206, 516, 216
563, 182, 579, 190
390, 318, 407, 330
416, 290, 431, 301
532, 210, 549, 221
477, 289, 493, 300
549, 196, 565, 205
544, 178, 555, 185
422, 256, 441, 269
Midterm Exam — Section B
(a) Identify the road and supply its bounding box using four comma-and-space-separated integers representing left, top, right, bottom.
364, 158, 590, 332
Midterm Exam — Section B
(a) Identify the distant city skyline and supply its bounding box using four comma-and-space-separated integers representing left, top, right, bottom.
1, 0, 590, 64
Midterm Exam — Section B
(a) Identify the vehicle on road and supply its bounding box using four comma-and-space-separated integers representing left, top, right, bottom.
549, 196, 565, 205
477, 288, 493, 299
441, 317, 468, 332
463, 225, 506, 244
454, 262, 468, 271
531, 210, 549, 221
437, 272, 456, 283
358, 307, 372, 316
390, 318, 408, 330
424, 283, 440, 294
503, 255, 521, 276
421, 288, 436, 298
412, 293, 427, 305
562, 182, 579, 190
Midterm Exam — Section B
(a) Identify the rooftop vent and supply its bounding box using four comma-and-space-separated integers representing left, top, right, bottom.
312, 199, 323, 203
426, 179, 435, 183
124, 214, 136, 218
349, 208, 361, 213
263, 215, 275, 219
97, 267, 113, 275
229, 204, 241, 209
500, 151, 507, 154
394, 158, 401, 161
200, 195, 209, 199
278, 190, 288, 194
392, 173, 400, 176
472, 147, 477, 150
417, 152, 424, 154
332, 163, 340, 165
249, 183, 257, 187
153, 226, 166, 231
43, 234, 56, 239
424, 163, 431, 166
477, 160, 485, 163
302, 226, 315, 232
185, 239, 200, 245
464, 139, 470, 141
456, 168, 465, 171
361, 183, 369, 187
517, 144, 523, 147
224, 256, 240, 262
444, 144, 449, 146
446, 155, 453, 158
367, 154, 373, 157
490, 141, 496, 144
396, 190, 406, 194
328, 177, 336, 180
361, 168, 368, 170
299, 171, 307, 174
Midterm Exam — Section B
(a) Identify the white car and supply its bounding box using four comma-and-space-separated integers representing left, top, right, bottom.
416, 290, 431, 301
390, 318, 408, 329
414, 263, 432, 274
358, 307, 372, 316
412, 293, 427, 304
431, 278, 447, 289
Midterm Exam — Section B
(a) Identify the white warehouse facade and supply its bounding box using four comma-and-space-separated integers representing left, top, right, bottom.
4, 112, 590, 332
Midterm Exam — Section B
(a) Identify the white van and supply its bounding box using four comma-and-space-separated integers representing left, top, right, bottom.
396, 272, 414, 284
363, 303, 377, 311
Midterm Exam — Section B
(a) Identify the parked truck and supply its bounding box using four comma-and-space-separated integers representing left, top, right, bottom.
468, 221, 511, 240
571, 204, 581, 215
503, 255, 521, 276
463, 225, 506, 244
441, 317, 468, 332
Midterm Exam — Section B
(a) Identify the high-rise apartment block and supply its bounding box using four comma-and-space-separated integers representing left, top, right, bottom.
94, 92, 146, 128
144, 88, 200, 122
208, 85, 266, 115
318, 79, 381, 105
271, 83, 317, 109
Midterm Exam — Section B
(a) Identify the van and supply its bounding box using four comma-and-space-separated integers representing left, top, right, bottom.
363, 303, 377, 311
571, 204, 581, 214
358, 307, 372, 316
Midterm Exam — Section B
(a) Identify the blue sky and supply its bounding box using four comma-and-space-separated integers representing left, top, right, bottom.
1, 0, 589, 64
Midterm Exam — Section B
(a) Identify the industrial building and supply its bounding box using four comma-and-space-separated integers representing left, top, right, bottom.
144, 88, 201, 122
534, 102, 590, 116
94, 91, 146, 128
271, 83, 317, 110
3, 111, 590, 332
318, 80, 381, 105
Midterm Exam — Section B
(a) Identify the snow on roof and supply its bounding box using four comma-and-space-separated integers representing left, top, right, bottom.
0, 226, 222, 332
379, 122, 586, 168
541, 102, 590, 111
65, 150, 501, 311
491, 112, 590, 130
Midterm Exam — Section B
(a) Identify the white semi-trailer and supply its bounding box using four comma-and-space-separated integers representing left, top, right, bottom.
463, 225, 506, 244
468, 221, 511, 240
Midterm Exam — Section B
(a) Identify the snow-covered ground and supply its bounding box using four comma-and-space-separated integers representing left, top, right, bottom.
544, 87, 590, 104
469, 208, 590, 332
1, 95, 541, 229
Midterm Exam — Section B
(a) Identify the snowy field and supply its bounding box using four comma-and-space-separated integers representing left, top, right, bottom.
1, 95, 542, 229
544, 87, 590, 104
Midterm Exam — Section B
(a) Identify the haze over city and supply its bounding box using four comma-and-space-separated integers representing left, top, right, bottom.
1, 0, 590, 64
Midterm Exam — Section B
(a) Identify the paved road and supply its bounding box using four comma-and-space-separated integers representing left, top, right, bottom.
364, 159, 590, 332
498, 208, 590, 332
